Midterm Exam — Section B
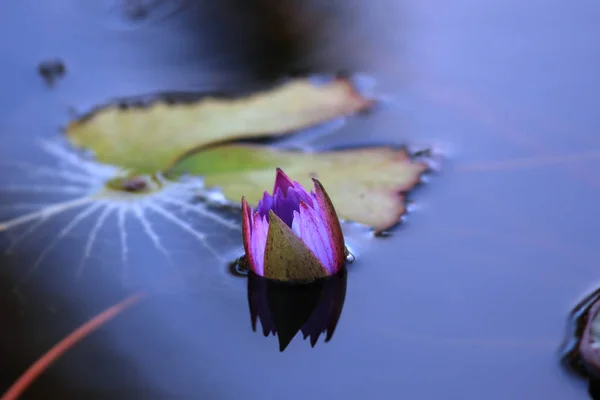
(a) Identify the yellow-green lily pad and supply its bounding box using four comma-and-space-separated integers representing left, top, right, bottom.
66, 77, 373, 173
171, 145, 427, 233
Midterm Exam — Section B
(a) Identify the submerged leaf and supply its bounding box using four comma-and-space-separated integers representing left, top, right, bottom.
66, 77, 373, 173
172, 145, 427, 233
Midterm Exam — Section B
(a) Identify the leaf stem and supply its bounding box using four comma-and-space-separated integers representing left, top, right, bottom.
1, 292, 145, 400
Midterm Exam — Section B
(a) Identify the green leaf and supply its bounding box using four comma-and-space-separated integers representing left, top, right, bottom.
171, 144, 427, 233
65, 77, 373, 173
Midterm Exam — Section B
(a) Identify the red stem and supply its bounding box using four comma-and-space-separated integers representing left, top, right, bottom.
1, 292, 145, 400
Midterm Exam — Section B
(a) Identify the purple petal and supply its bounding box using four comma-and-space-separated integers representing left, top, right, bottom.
291, 210, 302, 238
251, 213, 269, 276
289, 183, 314, 207
273, 168, 294, 195
270, 184, 316, 227
256, 191, 273, 218
272, 187, 301, 227
298, 201, 334, 272
310, 192, 323, 218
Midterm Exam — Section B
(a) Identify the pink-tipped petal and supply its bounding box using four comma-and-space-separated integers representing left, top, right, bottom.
312, 178, 345, 273
273, 168, 294, 195
241, 197, 257, 272
251, 213, 269, 276
298, 201, 334, 272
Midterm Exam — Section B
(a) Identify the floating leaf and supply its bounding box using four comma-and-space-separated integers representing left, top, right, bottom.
66, 77, 374, 173
171, 145, 427, 233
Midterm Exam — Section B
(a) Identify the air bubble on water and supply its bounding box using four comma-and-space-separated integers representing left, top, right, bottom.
345, 248, 356, 264
229, 255, 249, 277
406, 201, 420, 213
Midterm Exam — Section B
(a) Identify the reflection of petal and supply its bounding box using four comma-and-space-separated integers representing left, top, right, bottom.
247, 269, 347, 352
268, 281, 321, 351
300, 269, 347, 346
302, 269, 346, 347
247, 274, 276, 337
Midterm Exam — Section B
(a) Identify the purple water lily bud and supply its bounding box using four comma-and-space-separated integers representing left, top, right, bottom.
241, 168, 346, 282
247, 268, 347, 352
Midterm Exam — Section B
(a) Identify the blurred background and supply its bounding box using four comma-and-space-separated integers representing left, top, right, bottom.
0, 0, 599, 399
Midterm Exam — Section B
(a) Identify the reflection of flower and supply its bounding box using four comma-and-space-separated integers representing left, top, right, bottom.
247, 268, 347, 351
241, 168, 345, 282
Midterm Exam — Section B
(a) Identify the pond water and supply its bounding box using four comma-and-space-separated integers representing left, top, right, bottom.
1, 0, 600, 399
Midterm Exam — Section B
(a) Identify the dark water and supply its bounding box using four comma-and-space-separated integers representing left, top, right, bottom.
1, 0, 600, 399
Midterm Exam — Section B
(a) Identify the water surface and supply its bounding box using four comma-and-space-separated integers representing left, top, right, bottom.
1, 0, 599, 399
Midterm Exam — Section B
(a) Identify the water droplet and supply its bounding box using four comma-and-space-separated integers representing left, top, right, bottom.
344, 248, 355, 264
229, 256, 249, 277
